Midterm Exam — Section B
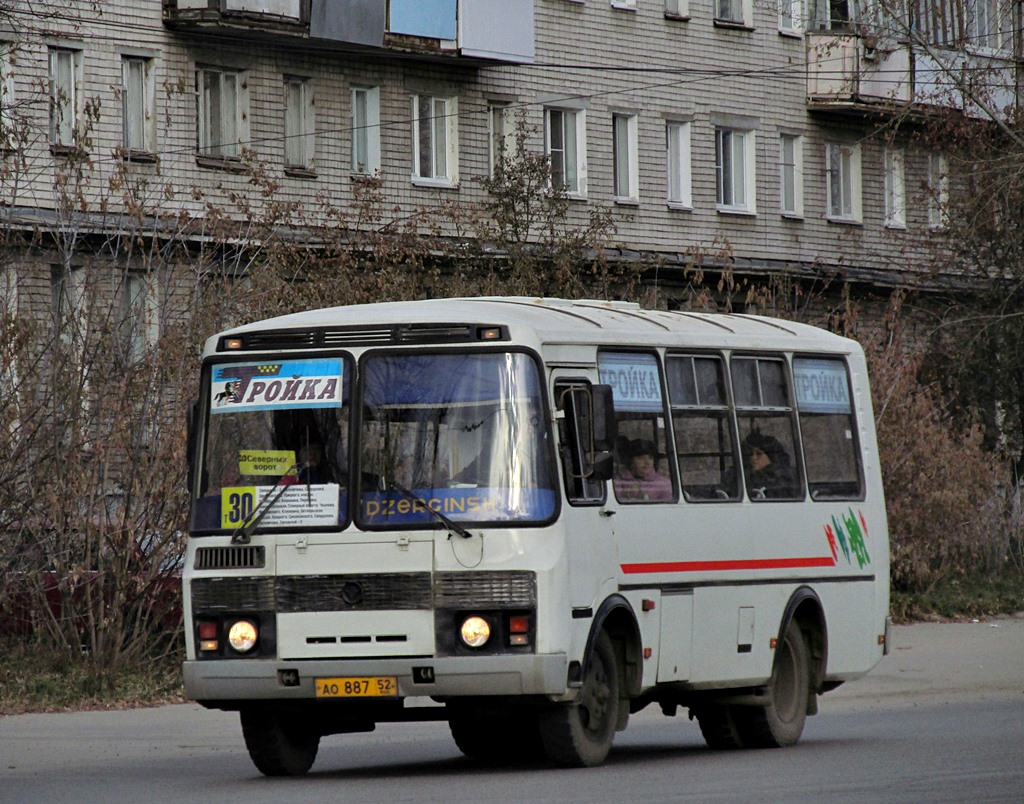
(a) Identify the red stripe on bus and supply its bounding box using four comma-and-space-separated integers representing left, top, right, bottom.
620, 556, 838, 574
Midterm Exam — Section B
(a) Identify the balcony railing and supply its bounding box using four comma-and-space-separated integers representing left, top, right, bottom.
807, 32, 1019, 120
165, 0, 535, 64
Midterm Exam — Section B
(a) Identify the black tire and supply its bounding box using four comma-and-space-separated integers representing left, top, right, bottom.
240, 709, 320, 776
540, 631, 619, 767
735, 620, 811, 748
694, 704, 746, 750
448, 708, 544, 762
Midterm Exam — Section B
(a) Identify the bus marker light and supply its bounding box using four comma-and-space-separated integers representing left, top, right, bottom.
641, 599, 656, 612
509, 615, 529, 633
478, 327, 502, 340
770, 637, 778, 650
223, 337, 243, 350
643, 647, 652, 659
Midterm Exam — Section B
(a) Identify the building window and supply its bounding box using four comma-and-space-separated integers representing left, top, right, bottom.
716, 0, 751, 25
928, 153, 949, 229
715, 127, 756, 213
966, 0, 999, 50
612, 0, 637, 8
284, 77, 314, 172
545, 107, 586, 197
825, 142, 861, 222
122, 272, 160, 365
197, 66, 247, 161
488, 101, 514, 176
411, 93, 458, 186
779, 133, 803, 217
613, 113, 639, 203
779, 0, 802, 32
665, 0, 691, 16
884, 146, 906, 229
49, 48, 81, 148
666, 120, 692, 209
1, 43, 15, 150
121, 56, 155, 156
351, 86, 381, 176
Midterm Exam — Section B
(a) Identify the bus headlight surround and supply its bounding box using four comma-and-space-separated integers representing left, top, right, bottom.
227, 619, 258, 653
459, 615, 491, 648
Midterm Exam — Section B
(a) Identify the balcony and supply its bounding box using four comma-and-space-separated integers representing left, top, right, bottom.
165, 0, 534, 64
807, 32, 1020, 121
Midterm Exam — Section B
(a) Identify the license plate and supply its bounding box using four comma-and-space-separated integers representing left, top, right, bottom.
314, 676, 398, 698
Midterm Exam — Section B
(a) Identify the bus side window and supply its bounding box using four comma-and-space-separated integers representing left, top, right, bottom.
555, 381, 607, 505
597, 351, 677, 504
793, 357, 864, 500
731, 356, 804, 501
666, 354, 741, 501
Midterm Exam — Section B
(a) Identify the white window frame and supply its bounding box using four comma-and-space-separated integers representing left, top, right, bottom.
666, 120, 692, 209
122, 55, 156, 155
715, 127, 756, 214
665, 0, 691, 16
351, 85, 381, 177
928, 153, 950, 230
1, 267, 19, 435
778, 0, 803, 33
613, 113, 639, 203
826, 141, 862, 222
411, 93, 458, 187
966, 0, 1000, 52
196, 66, 248, 161
715, 0, 752, 25
779, 132, 803, 218
612, 0, 637, 9
545, 107, 587, 198
0, 43, 15, 150
884, 146, 906, 229
488, 101, 515, 176
49, 47, 81, 148
284, 76, 315, 171
124, 272, 160, 365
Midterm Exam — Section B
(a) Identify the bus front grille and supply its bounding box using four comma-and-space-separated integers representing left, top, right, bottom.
194, 545, 266, 570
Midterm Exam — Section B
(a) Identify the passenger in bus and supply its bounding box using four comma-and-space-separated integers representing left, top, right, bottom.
743, 432, 798, 499
614, 439, 673, 502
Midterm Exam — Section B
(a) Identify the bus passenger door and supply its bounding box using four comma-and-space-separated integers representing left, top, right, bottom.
552, 378, 618, 612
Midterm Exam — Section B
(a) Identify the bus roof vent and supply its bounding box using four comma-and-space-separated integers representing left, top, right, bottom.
227, 323, 502, 351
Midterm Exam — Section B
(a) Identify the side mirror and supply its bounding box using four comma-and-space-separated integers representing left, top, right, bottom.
591, 384, 616, 453
186, 399, 199, 494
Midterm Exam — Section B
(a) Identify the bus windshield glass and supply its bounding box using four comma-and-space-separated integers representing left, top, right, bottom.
191, 356, 351, 533
358, 351, 556, 528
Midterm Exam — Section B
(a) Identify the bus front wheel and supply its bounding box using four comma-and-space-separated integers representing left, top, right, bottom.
240, 708, 320, 776
540, 630, 619, 767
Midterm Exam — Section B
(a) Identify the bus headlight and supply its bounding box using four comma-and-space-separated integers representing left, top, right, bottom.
227, 619, 258, 653
459, 616, 491, 648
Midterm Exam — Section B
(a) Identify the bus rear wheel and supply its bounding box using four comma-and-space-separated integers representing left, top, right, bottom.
540, 630, 619, 767
735, 620, 811, 748
240, 709, 320, 776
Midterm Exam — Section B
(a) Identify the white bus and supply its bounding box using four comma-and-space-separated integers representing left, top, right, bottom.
183, 297, 890, 774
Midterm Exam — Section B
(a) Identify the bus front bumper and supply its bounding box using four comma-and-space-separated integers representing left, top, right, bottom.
183, 653, 569, 704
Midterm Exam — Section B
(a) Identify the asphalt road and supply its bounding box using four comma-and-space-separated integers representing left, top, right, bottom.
2, 615, 1023, 803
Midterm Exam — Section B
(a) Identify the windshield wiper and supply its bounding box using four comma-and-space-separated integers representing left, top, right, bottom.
231, 462, 305, 545
385, 478, 473, 540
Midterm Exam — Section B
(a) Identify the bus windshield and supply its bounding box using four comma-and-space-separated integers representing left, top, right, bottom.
358, 351, 556, 528
191, 356, 351, 533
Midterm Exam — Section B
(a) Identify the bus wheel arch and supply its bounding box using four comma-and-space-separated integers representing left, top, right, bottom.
781, 587, 829, 706
539, 595, 640, 767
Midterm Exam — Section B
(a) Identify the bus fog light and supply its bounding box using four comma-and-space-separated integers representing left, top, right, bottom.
227, 620, 258, 653
459, 616, 491, 648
